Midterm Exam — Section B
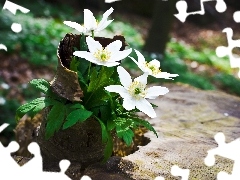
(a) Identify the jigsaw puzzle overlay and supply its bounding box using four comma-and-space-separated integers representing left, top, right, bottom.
205, 132, 240, 180
0, 1, 30, 51
215, 28, 240, 78
174, 0, 240, 78
0, 124, 91, 179
154, 165, 190, 180
1, 0, 240, 179
174, 0, 227, 23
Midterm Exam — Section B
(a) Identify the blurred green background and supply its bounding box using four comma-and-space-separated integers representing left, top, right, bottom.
0, 0, 240, 144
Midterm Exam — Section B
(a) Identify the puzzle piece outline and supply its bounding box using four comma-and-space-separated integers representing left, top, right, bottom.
174, 0, 227, 22
205, 132, 240, 180
2, 0, 30, 33
0, 123, 94, 180
215, 27, 240, 77
154, 165, 190, 180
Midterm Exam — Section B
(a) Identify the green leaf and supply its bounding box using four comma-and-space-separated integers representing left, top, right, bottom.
150, 103, 158, 108
30, 79, 50, 94
100, 104, 111, 122
70, 56, 80, 72
85, 89, 109, 109
87, 67, 98, 92
85, 66, 114, 108
107, 119, 115, 131
15, 97, 47, 121
63, 108, 92, 129
116, 127, 134, 146
88, 66, 114, 92
69, 103, 84, 109
95, 116, 108, 143
76, 34, 90, 84
27, 98, 57, 118
45, 102, 66, 139
132, 117, 158, 138
102, 132, 113, 163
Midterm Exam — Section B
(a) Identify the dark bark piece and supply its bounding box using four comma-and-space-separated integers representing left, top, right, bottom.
51, 34, 126, 102
36, 34, 127, 171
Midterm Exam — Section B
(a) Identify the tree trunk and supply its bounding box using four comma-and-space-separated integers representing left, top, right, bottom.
143, 0, 177, 55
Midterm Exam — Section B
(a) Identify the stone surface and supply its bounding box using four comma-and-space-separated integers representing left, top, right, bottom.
14, 83, 240, 180
119, 83, 240, 180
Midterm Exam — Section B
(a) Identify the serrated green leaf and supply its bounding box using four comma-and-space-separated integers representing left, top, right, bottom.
85, 89, 109, 109
85, 66, 114, 108
27, 98, 56, 118
123, 129, 134, 146
132, 117, 158, 138
63, 108, 92, 129
88, 66, 114, 92
87, 67, 98, 92
16, 97, 46, 121
116, 127, 134, 146
30, 79, 50, 94
45, 102, 65, 139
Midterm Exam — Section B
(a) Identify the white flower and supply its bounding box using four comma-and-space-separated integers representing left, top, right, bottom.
63, 7, 113, 34
105, 66, 169, 118
129, 50, 179, 79
73, 36, 132, 67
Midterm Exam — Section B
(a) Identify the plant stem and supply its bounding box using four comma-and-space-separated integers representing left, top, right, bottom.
88, 62, 92, 78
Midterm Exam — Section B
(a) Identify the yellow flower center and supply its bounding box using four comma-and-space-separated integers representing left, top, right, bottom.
128, 81, 146, 99
94, 48, 111, 62
144, 62, 161, 75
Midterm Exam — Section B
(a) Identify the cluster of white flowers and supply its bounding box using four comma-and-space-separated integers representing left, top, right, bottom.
64, 8, 178, 118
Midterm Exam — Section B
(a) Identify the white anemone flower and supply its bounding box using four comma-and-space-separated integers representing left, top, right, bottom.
105, 66, 169, 118
73, 36, 132, 67
64, 7, 113, 34
129, 50, 179, 79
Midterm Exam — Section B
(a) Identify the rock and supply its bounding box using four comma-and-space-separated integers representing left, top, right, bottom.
119, 83, 240, 179
14, 83, 240, 179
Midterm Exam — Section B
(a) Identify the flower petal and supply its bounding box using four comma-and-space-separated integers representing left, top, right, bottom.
106, 40, 122, 52
104, 85, 128, 98
129, 56, 146, 72
149, 59, 160, 68
63, 21, 85, 33
100, 61, 120, 67
155, 72, 179, 79
117, 66, 132, 88
135, 49, 146, 65
97, 7, 114, 31
134, 73, 148, 86
123, 97, 136, 110
109, 48, 132, 62
84, 9, 97, 31
73, 51, 98, 64
97, 20, 113, 32
145, 86, 169, 99
86, 36, 102, 53
135, 98, 156, 118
